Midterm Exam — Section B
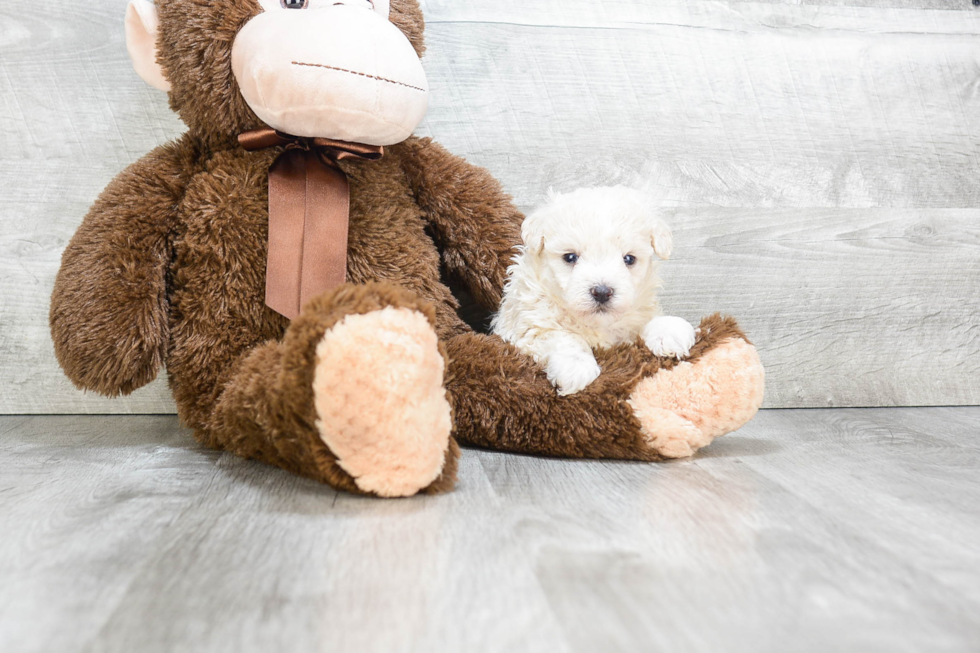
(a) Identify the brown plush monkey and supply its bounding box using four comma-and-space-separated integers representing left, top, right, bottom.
50, 0, 765, 497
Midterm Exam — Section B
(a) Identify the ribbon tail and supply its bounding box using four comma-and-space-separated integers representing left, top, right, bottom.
299, 151, 350, 311
250, 131, 371, 321
265, 149, 308, 320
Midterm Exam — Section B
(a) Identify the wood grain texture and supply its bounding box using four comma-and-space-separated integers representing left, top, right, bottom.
0, 0, 183, 413
1, 0, 979, 411
2, 409, 979, 651
659, 208, 980, 407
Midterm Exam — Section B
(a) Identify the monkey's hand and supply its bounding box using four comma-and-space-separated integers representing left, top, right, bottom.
50, 137, 195, 396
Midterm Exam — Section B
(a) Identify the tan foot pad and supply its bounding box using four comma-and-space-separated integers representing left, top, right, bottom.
632, 407, 712, 459
628, 338, 765, 458
313, 307, 452, 497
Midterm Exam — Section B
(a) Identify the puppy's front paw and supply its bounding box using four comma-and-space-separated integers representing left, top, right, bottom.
644, 316, 697, 360
546, 350, 602, 396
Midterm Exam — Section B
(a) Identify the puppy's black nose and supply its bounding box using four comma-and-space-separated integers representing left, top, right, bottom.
590, 285, 614, 304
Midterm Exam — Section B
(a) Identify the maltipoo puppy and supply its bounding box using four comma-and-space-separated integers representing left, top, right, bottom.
492, 186, 697, 396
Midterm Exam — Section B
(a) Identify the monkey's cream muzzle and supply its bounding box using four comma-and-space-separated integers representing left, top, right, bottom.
231, 2, 429, 146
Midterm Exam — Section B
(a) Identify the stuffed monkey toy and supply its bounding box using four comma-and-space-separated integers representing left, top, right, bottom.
50, 0, 765, 497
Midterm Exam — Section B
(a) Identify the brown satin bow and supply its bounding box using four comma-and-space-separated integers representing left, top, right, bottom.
239, 128, 384, 320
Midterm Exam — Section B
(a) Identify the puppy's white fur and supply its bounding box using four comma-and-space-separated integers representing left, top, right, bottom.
492, 186, 696, 396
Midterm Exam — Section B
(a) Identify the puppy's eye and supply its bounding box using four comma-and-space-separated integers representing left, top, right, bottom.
562, 253, 579, 264
624, 254, 637, 266
282, 0, 308, 8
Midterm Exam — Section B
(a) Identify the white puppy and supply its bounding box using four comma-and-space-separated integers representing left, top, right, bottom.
492, 186, 697, 396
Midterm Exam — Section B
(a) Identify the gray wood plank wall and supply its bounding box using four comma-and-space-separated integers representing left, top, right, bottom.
1, 0, 978, 413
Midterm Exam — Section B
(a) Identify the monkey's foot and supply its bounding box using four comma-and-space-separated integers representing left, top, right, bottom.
312, 307, 453, 497
628, 338, 765, 458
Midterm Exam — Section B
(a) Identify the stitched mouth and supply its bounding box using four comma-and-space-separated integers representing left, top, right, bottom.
291, 61, 425, 93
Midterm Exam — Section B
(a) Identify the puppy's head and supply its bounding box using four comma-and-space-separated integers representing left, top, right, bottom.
522, 186, 672, 326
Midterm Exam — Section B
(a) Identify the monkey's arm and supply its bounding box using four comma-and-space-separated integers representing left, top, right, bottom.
397, 137, 523, 311
50, 137, 197, 396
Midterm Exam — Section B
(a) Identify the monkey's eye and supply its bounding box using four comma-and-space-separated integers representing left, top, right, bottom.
624, 254, 637, 266
563, 253, 579, 265
281, 0, 308, 8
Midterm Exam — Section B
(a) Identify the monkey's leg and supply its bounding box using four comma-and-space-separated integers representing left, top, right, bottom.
206, 282, 459, 497
446, 315, 764, 460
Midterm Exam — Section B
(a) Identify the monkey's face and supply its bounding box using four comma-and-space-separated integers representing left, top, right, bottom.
232, 0, 428, 144
126, 0, 429, 145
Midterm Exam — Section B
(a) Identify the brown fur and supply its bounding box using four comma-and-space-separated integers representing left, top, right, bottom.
448, 314, 749, 460
49, 0, 762, 496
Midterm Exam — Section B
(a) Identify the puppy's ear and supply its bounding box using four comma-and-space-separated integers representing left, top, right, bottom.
651, 219, 673, 260
521, 211, 546, 254
521, 199, 555, 254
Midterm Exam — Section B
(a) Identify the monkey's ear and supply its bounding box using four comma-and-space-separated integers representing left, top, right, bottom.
125, 0, 171, 92
651, 219, 673, 260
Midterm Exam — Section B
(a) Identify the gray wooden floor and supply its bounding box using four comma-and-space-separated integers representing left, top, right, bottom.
1, 409, 978, 652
